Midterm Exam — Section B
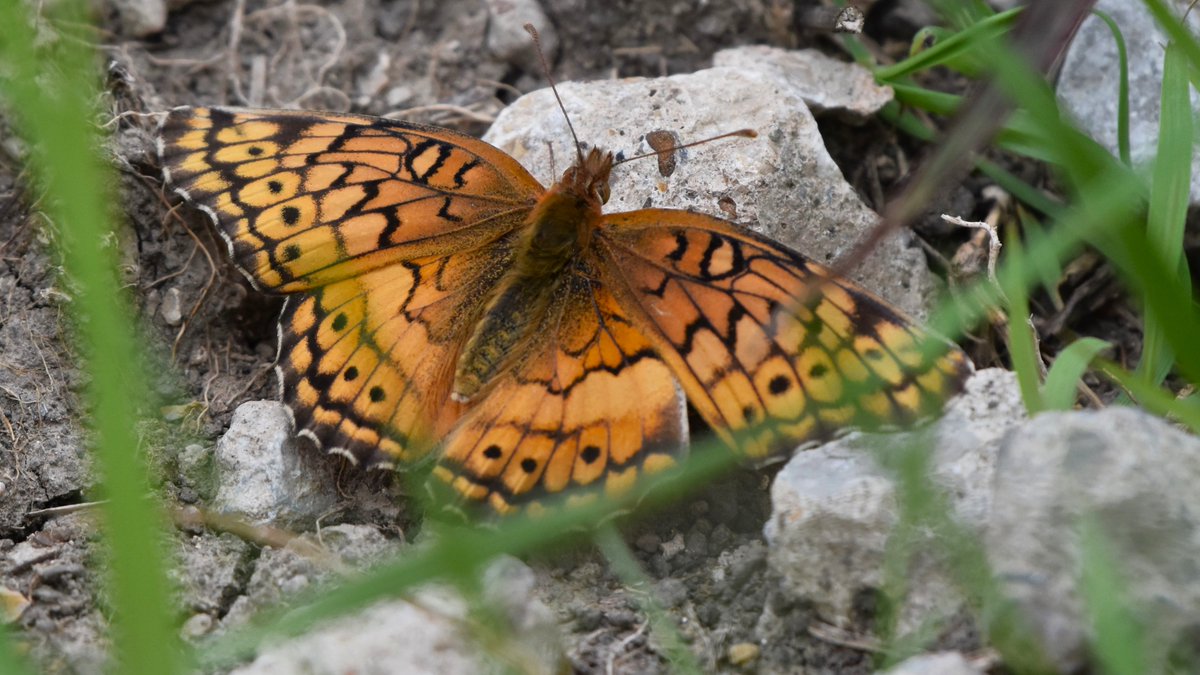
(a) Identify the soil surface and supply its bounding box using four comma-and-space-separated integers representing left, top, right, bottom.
0, 1, 1115, 672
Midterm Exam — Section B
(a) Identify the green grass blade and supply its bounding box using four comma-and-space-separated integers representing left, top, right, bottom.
875, 8, 1021, 81
1143, 0, 1200, 74
872, 433, 1055, 673
1097, 360, 1200, 434
1079, 519, 1148, 675
1000, 229, 1045, 413
1136, 40, 1194, 386
595, 526, 703, 674
927, 167, 1142, 352
0, 624, 37, 675
1091, 10, 1133, 165
192, 446, 736, 669
1041, 338, 1112, 410
0, 2, 181, 672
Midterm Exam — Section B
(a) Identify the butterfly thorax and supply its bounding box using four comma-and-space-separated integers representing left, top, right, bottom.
450, 149, 615, 403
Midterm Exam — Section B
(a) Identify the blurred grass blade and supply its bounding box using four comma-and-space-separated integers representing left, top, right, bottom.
1079, 519, 1147, 675
595, 526, 703, 675
1041, 338, 1111, 410
1136, 40, 1193, 386
872, 433, 1055, 673
1097, 360, 1200, 434
195, 445, 735, 669
1144, 0, 1200, 73
1000, 228, 1045, 413
928, 166, 1141, 353
0, 2, 181, 672
876, 7, 1022, 81
1091, 10, 1132, 165
0, 624, 37, 675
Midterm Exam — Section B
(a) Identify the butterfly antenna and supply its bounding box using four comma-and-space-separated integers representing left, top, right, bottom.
525, 23, 585, 165
613, 129, 758, 166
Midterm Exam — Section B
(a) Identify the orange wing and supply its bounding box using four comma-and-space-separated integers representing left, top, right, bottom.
158, 107, 542, 462
434, 271, 688, 515
157, 106, 542, 292
596, 209, 972, 458
277, 243, 514, 464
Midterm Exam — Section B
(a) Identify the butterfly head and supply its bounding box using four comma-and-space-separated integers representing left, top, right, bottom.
559, 147, 614, 206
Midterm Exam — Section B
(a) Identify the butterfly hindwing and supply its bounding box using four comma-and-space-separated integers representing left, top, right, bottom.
597, 209, 972, 458
435, 270, 688, 515
157, 106, 542, 292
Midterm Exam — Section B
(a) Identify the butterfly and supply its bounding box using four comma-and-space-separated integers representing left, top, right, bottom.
157, 105, 971, 516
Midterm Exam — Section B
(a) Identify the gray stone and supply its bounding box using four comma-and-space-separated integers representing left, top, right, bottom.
1057, 0, 1200, 204
173, 533, 252, 615
714, 46, 894, 118
212, 401, 336, 528
106, 0, 167, 37
230, 555, 562, 675
160, 287, 182, 325
485, 0, 557, 71
764, 369, 1023, 634
987, 407, 1200, 672
221, 524, 399, 630
876, 651, 985, 675
483, 61, 938, 320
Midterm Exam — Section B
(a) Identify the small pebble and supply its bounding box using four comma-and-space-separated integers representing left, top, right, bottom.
728, 642, 760, 666
180, 613, 214, 639
160, 287, 183, 325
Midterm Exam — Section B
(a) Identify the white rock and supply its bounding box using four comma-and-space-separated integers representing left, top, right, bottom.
1058, 0, 1200, 204
714, 46, 894, 118
987, 407, 1200, 672
230, 556, 562, 675
212, 401, 335, 528
764, 369, 1023, 634
484, 62, 937, 319
485, 0, 557, 71
106, 0, 167, 37
160, 286, 183, 326
876, 651, 985, 675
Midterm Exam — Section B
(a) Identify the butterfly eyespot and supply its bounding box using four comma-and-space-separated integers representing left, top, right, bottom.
343, 366, 359, 381
248, 146, 264, 156
580, 445, 602, 464
520, 458, 538, 473
483, 445, 503, 459
282, 244, 301, 262
808, 363, 829, 378
742, 405, 758, 423
281, 205, 301, 225
368, 386, 386, 402
331, 313, 348, 331
768, 375, 792, 395
267, 180, 283, 194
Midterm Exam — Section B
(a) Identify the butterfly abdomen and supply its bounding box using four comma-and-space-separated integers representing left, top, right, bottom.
451, 187, 601, 402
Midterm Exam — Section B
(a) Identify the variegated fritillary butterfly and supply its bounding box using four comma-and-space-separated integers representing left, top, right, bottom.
157, 103, 971, 516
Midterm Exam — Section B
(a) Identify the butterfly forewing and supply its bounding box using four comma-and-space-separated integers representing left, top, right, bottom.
277, 243, 514, 464
157, 106, 542, 292
596, 209, 972, 457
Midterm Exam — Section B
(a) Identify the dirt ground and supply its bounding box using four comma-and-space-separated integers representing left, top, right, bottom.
0, 0, 1121, 672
